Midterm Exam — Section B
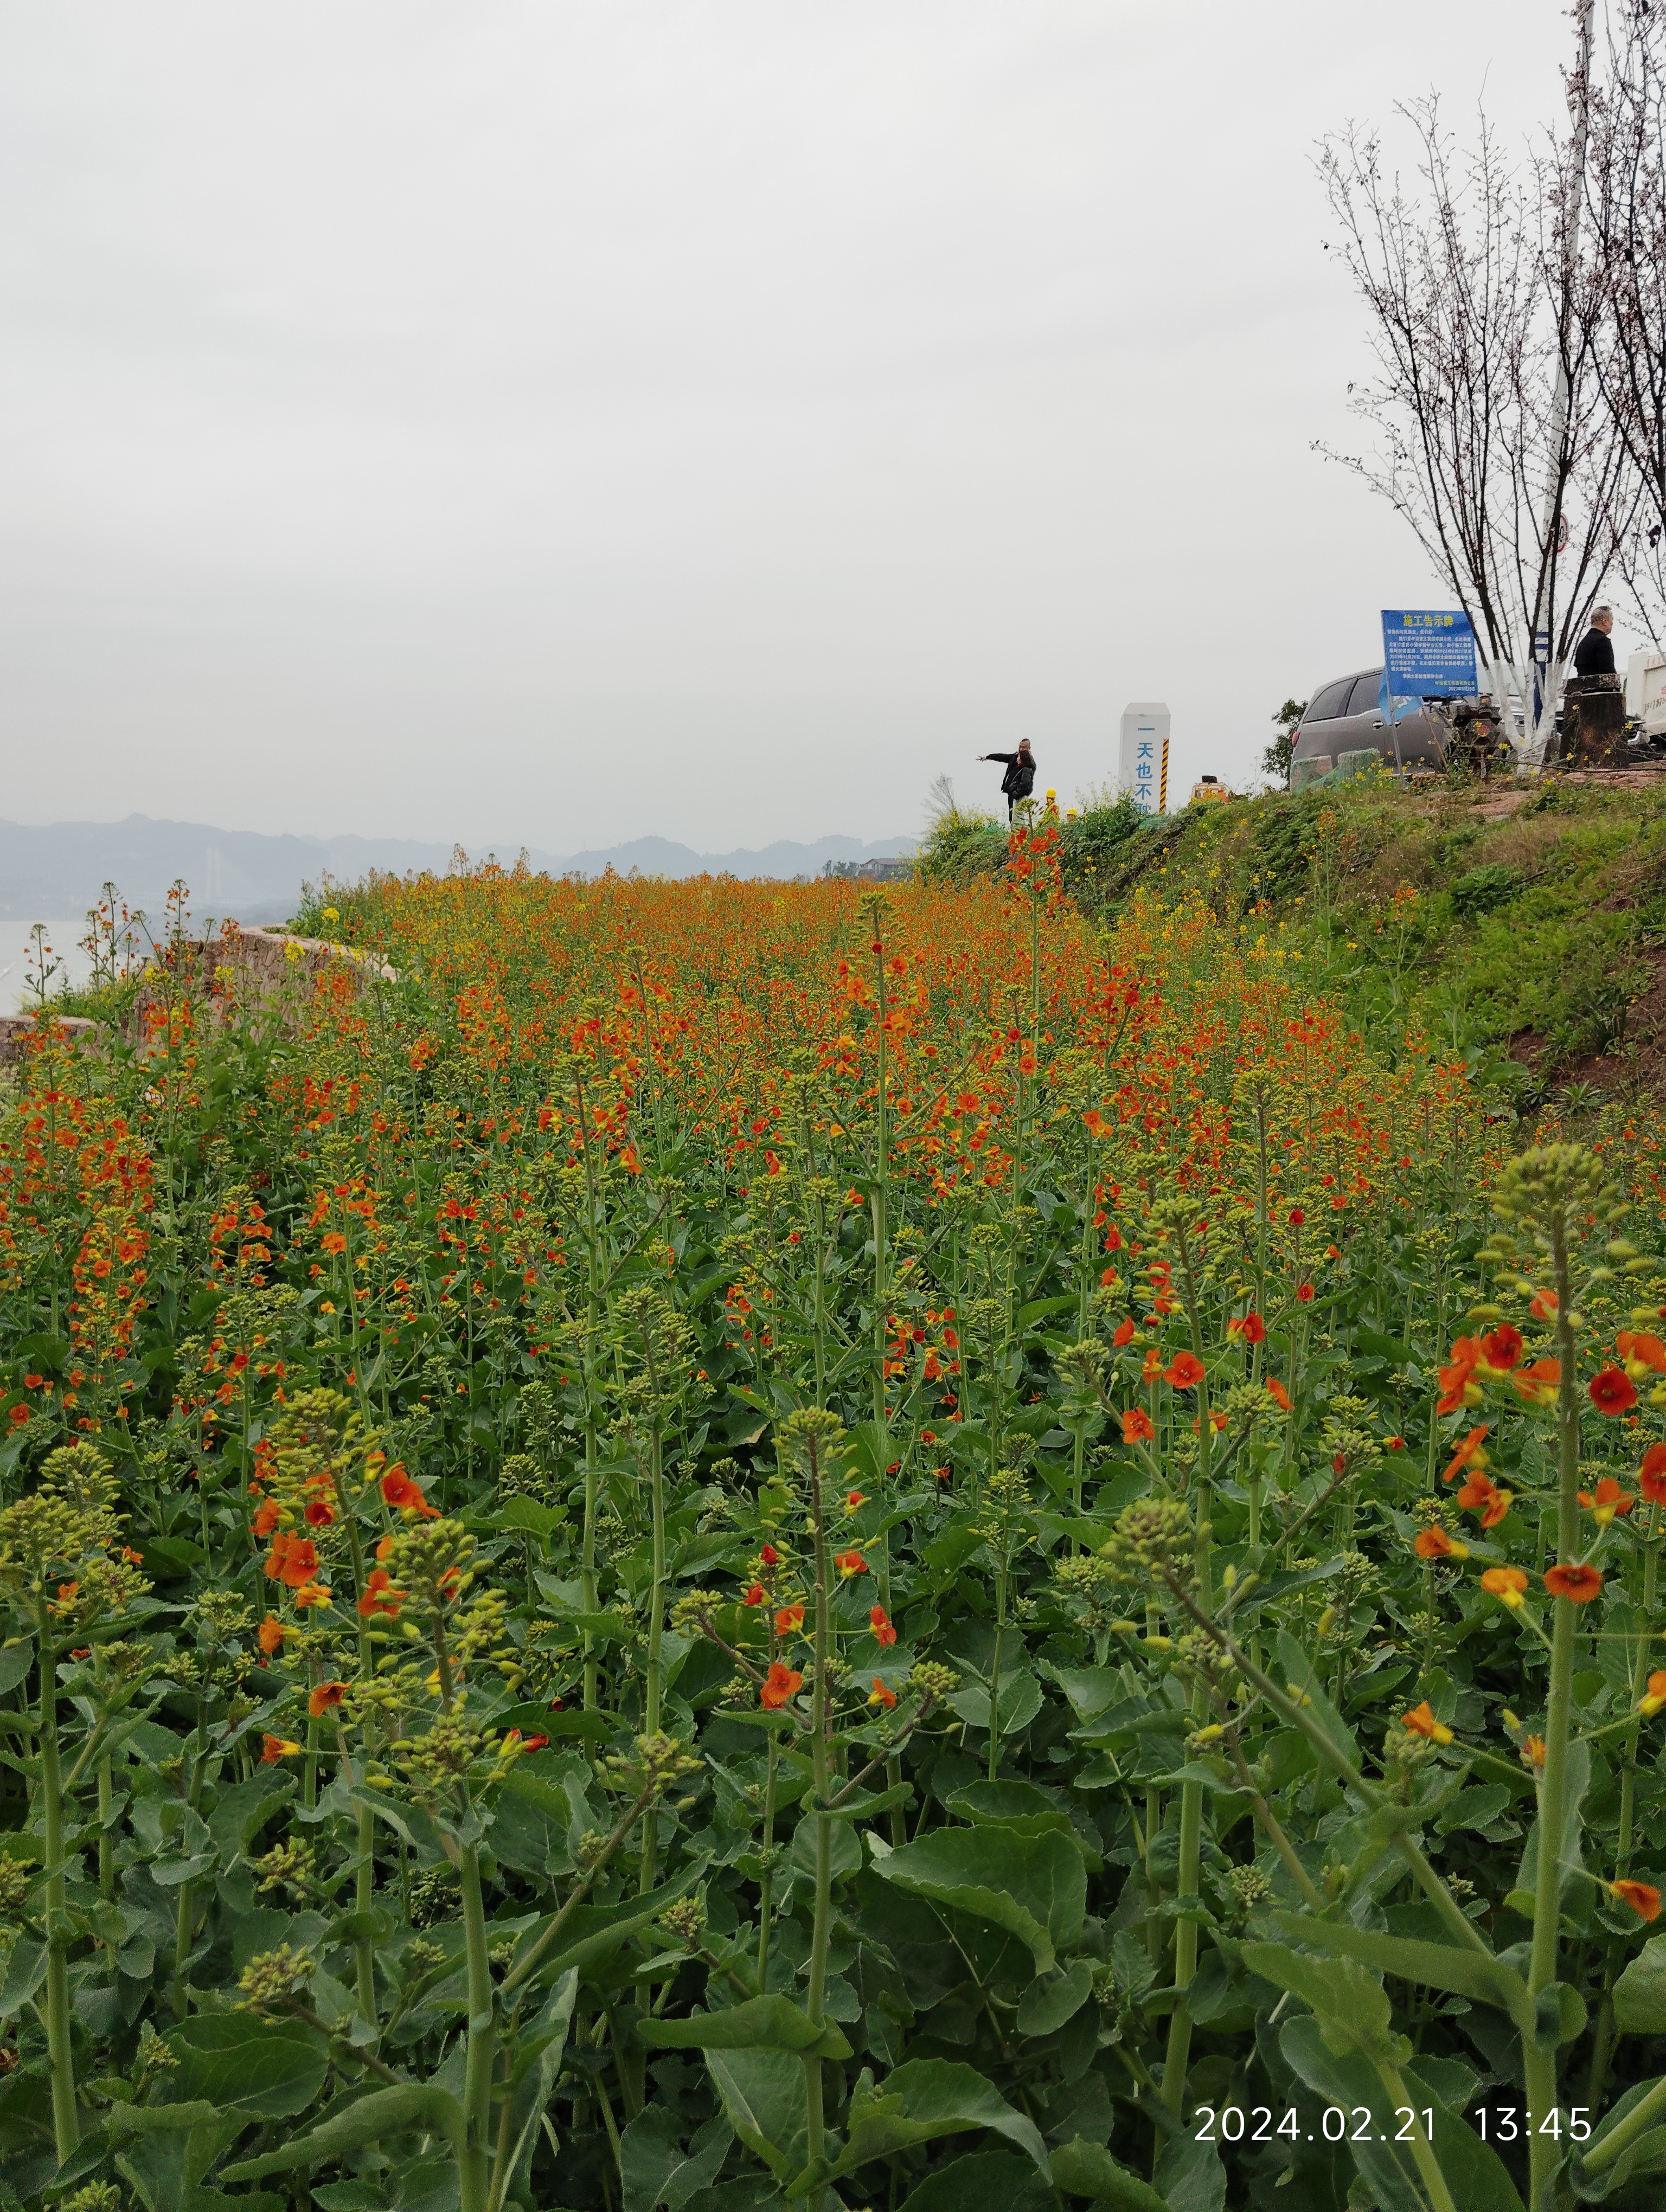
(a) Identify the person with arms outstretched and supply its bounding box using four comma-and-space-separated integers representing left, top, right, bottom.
981, 740, 1037, 819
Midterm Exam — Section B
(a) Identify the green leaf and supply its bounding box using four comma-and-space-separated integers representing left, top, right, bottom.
636, 1994, 852, 2061
163, 2015, 328, 2117
620, 2110, 732, 2212
221, 2086, 467, 2180
207, 1773, 297, 1858
702, 2047, 808, 2185
945, 1777, 1079, 1842
899, 2150, 1058, 2212
1049, 2137, 1171, 2211
106, 2101, 244, 2212
1239, 1941, 1397, 2060
0, 1645, 33, 1700
871, 1825, 1085, 1973
1155, 2129, 1226, 2212
789, 1812, 862, 1885
1269, 1912, 1533, 2033
1274, 1629, 1359, 1769
1614, 1935, 1666, 2037
1279, 2016, 1523, 2212
1568, 2075, 1666, 2201
1016, 1960, 1095, 2036
810, 2059, 1048, 2190
0, 1936, 47, 2020
507, 1857, 707, 1988
947, 1672, 1042, 1735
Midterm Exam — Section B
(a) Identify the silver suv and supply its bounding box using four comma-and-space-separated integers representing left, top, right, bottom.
1288, 668, 1446, 782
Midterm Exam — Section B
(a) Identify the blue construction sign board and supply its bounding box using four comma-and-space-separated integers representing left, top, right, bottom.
1380, 610, 1478, 697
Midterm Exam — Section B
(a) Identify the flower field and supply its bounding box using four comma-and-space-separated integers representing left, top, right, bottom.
4, 843, 1666, 2212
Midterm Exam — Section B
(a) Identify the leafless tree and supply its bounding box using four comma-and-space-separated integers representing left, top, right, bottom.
1317, 52, 1638, 760
1585, 1, 1666, 638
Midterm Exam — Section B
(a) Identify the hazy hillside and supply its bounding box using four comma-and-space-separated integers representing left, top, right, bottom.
0, 815, 915, 921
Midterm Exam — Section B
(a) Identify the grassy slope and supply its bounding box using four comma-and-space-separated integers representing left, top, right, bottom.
923, 776, 1666, 1104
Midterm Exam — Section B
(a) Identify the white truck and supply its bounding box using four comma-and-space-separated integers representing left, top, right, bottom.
1625, 647, 1666, 736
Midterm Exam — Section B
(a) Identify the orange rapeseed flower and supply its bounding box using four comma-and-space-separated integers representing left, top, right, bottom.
760, 1661, 803, 1709
1611, 1879, 1662, 1921
1578, 1475, 1635, 1526
1480, 1565, 1529, 1608
1414, 1526, 1468, 1560
1545, 1562, 1604, 1602
1402, 1701, 1454, 1745
1441, 1426, 1490, 1484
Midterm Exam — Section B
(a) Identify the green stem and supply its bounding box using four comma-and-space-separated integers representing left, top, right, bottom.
37, 1623, 78, 2160
459, 1839, 495, 2212
640, 1424, 666, 1892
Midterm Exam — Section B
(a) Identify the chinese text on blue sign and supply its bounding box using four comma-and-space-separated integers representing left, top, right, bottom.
1380, 610, 1479, 699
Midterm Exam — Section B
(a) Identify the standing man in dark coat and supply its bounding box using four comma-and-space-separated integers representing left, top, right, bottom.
1567, 606, 1624, 767
981, 740, 1037, 819
1573, 606, 1617, 678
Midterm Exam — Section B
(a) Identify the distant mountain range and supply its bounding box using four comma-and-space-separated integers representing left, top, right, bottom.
0, 815, 917, 923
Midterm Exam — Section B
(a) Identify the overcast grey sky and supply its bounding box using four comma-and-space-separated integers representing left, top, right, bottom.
2, 3, 1571, 853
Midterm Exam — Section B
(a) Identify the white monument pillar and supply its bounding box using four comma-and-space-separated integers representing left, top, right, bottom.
1118, 703, 1170, 816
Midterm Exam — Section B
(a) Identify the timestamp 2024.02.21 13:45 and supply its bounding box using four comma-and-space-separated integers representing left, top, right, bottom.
1193, 2105, 1595, 2147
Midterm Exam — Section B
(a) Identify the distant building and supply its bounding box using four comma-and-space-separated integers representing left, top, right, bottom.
1189, 776, 1234, 804
823, 856, 912, 882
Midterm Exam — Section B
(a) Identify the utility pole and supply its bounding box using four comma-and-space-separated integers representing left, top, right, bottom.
1526, 0, 1598, 761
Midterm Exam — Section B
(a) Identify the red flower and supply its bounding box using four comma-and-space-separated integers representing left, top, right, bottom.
520, 1734, 550, 1753
1578, 1475, 1635, 1526
1513, 1358, 1561, 1407
309, 1680, 348, 1718
1612, 1879, 1662, 1921
1640, 1442, 1666, 1505
260, 1734, 301, 1763
759, 1544, 781, 1567
870, 1605, 897, 1648
304, 1499, 335, 1528
1288, 1207, 1304, 1225
1456, 1471, 1511, 1528
1267, 1379, 1292, 1412
760, 1661, 803, 1709
264, 1533, 319, 1589
834, 1550, 869, 1578
868, 1677, 898, 1709
252, 1497, 281, 1539
382, 1464, 439, 1515
1414, 1526, 1468, 1560
1112, 1318, 1136, 1347
1164, 1352, 1205, 1390
1296, 1283, 1314, 1303
257, 1615, 287, 1655
774, 1604, 805, 1636
1120, 1406, 1155, 1443
742, 1582, 766, 1605
1590, 1368, 1639, 1417
1436, 1336, 1483, 1415
1441, 1426, 1490, 1484
1228, 1312, 1266, 1345
357, 1566, 405, 1619
1618, 1329, 1666, 1377
1478, 1324, 1524, 1372
1545, 1562, 1604, 1603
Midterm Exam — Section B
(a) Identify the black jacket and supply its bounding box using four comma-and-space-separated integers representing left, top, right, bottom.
1573, 626, 1617, 677
986, 750, 1036, 798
